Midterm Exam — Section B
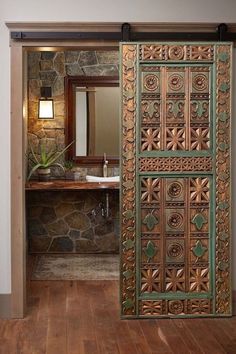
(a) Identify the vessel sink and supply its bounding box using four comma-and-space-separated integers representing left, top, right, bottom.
86, 175, 120, 182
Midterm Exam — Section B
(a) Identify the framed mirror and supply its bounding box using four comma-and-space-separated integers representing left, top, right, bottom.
65, 75, 119, 165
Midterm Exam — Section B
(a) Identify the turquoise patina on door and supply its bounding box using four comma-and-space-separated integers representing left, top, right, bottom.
120, 43, 232, 318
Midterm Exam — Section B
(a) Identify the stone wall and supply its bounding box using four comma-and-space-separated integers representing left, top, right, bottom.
27, 49, 120, 254
27, 190, 119, 254
27, 49, 119, 177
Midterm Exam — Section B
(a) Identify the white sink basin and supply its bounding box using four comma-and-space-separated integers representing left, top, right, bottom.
86, 175, 120, 182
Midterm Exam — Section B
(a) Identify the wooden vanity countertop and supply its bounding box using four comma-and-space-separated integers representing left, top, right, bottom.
25, 179, 120, 191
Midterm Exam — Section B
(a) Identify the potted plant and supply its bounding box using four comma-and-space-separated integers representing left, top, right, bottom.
64, 159, 75, 180
27, 141, 74, 181
64, 160, 82, 180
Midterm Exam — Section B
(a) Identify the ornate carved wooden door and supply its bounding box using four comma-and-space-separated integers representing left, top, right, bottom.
121, 42, 232, 318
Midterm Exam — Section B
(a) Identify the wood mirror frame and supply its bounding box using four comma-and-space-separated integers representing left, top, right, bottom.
65, 75, 119, 165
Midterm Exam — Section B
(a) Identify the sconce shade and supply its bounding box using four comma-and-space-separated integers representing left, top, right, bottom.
38, 99, 54, 119
38, 86, 54, 119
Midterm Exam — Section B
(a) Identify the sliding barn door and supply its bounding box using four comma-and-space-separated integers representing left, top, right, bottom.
120, 42, 232, 318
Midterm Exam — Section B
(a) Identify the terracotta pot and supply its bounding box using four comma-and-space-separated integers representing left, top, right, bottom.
37, 167, 51, 181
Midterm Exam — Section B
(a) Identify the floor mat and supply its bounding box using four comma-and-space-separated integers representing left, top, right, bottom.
31, 254, 119, 280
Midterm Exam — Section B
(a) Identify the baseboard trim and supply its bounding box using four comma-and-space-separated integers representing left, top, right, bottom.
0, 294, 11, 318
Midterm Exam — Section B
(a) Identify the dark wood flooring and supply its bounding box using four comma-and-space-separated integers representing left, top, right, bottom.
0, 279, 236, 354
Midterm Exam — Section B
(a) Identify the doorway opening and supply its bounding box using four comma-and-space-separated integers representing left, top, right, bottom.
10, 32, 120, 317
25, 45, 120, 311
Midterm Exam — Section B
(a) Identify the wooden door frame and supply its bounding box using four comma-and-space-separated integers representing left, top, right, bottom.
8, 22, 236, 318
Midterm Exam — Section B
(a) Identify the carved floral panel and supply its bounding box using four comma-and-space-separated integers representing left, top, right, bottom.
140, 65, 211, 152
139, 176, 211, 298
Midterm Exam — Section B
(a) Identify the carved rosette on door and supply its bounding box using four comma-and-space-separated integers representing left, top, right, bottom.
121, 43, 232, 318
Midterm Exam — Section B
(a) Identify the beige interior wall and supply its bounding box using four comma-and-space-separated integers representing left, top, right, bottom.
0, 22, 11, 294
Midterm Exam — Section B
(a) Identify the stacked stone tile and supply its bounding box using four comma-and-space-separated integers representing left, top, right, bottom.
27, 190, 119, 254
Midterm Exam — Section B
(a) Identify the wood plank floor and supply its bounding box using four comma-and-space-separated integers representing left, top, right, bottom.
0, 280, 236, 354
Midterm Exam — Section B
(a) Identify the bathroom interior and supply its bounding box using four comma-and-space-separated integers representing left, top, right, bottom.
26, 47, 121, 284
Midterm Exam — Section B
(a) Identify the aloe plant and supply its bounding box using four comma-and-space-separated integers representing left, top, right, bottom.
27, 140, 74, 180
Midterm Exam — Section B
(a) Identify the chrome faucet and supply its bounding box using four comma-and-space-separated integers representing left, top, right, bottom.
103, 153, 108, 177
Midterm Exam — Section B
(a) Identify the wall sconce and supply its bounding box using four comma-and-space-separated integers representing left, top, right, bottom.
38, 87, 54, 119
